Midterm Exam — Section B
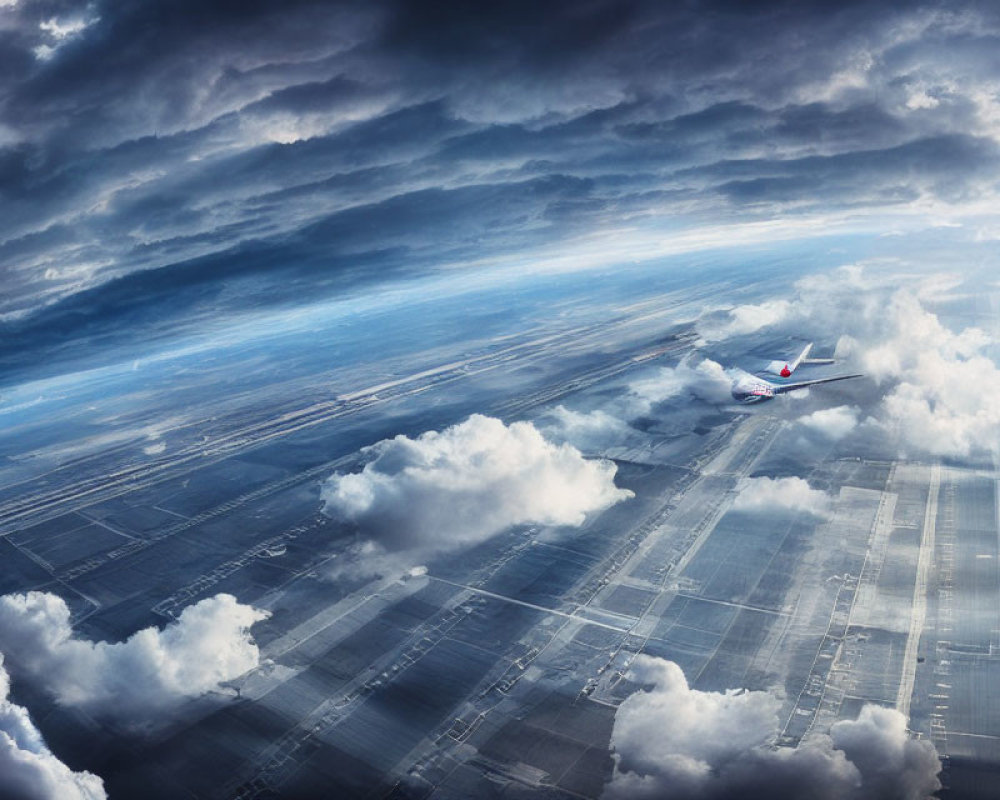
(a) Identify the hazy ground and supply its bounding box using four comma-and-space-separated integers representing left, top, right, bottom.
0, 244, 997, 799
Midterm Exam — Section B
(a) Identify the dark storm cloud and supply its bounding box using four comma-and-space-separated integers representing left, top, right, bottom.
710, 134, 999, 207
0, 170, 601, 374
2, 0, 1000, 373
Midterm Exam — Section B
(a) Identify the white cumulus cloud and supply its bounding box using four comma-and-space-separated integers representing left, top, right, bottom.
0, 657, 106, 800
605, 656, 941, 800
833, 288, 1000, 457
629, 358, 734, 413
830, 705, 944, 800
0, 593, 269, 727
796, 405, 861, 439
732, 476, 831, 516
321, 414, 633, 565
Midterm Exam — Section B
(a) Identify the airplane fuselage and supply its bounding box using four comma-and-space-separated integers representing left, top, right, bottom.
731, 378, 776, 403
730, 372, 863, 403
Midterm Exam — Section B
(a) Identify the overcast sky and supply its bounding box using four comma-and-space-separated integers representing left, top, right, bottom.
2, 0, 999, 371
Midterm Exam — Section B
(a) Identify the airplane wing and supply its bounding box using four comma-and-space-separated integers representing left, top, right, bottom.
772, 374, 864, 394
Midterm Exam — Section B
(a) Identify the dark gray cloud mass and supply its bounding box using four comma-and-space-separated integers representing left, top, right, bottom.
2, 0, 1000, 371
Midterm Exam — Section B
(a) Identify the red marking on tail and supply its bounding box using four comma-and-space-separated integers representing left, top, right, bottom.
780, 364, 791, 377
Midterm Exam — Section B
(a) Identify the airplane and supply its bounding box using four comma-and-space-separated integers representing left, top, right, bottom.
731, 342, 862, 404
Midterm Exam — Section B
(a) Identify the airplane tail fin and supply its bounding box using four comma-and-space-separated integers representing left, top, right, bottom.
766, 342, 814, 377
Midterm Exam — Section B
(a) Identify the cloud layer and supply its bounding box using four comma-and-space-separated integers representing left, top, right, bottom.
0, 657, 106, 800
3, 2, 1000, 374
0, 592, 269, 726
321, 414, 632, 564
605, 656, 941, 800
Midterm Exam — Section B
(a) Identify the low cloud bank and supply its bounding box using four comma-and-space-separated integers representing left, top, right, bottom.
321, 414, 632, 565
796, 405, 860, 439
0, 593, 269, 726
605, 656, 941, 800
540, 406, 633, 451
732, 476, 831, 517
629, 358, 734, 413
0, 657, 106, 800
